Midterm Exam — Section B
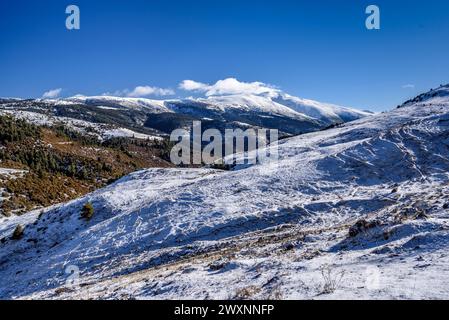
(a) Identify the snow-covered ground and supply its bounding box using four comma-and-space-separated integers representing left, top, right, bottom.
1, 86, 449, 299
0, 109, 160, 141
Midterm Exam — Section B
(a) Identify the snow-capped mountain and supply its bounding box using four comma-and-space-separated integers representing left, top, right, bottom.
1, 86, 449, 299
0, 92, 369, 138
63, 93, 369, 122
64, 93, 371, 133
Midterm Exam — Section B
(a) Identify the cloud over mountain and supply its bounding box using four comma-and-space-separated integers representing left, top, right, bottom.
105, 86, 175, 98
179, 78, 280, 97
127, 86, 175, 97
42, 88, 62, 99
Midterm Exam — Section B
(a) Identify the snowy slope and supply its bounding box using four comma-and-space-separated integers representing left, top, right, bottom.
0, 109, 161, 141
1, 88, 449, 299
273, 93, 372, 124
400, 84, 449, 108
66, 96, 172, 113
196, 94, 316, 120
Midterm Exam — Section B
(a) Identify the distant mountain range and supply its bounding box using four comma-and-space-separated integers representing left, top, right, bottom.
0, 92, 372, 139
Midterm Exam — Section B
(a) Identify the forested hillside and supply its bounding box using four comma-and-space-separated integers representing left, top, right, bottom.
0, 115, 173, 216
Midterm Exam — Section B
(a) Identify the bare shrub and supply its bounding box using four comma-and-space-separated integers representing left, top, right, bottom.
320, 264, 345, 294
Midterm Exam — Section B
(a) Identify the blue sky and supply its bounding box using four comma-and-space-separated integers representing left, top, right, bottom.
1, 0, 449, 111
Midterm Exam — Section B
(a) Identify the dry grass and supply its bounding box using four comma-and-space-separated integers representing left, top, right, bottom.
234, 286, 261, 299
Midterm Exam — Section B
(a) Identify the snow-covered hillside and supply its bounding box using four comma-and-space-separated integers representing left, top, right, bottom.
172, 94, 314, 121
1, 90, 370, 138
400, 84, 449, 108
1, 87, 449, 299
0, 109, 161, 141
66, 96, 171, 113
273, 93, 371, 124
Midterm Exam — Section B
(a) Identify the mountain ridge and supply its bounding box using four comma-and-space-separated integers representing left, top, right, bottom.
63, 92, 371, 126
0, 91, 371, 137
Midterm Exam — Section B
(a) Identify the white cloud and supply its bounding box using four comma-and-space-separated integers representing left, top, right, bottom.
42, 88, 62, 99
402, 84, 415, 89
179, 78, 280, 97
127, 86, 175, 97
106, 86, 175, 98
179, 80, 209, 91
